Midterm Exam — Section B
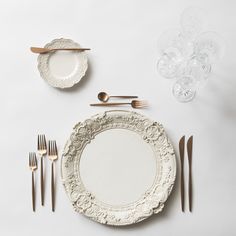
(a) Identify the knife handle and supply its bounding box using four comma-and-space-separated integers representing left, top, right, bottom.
187, 136, 193, 212
180, 164, 185, 212
189, 166, 192, 212
179, 136, 185, 212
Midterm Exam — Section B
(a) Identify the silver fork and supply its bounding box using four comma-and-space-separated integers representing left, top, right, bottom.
48, 140, 58, 212
37, 134, 47, 206
29, 152, 37, 212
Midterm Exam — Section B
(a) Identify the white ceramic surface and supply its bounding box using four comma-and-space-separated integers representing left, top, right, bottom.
80, 129, 157, 206
37, 38, 88, 88
61, 110, 176, 226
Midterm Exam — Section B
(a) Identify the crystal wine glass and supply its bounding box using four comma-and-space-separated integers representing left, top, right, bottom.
185, 53, 211, 82
180, 7, 206, 40
157, 47, 183, 79
157, 29, 190, 78
194, 31, 225, 63
172, 75, 197, 102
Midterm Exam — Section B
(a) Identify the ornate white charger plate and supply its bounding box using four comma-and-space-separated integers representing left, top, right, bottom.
37, 38, 88, 88
61, 110, 176, 226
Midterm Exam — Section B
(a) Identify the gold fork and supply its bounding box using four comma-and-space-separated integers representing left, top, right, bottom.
37, 134, 47, 206
48, 140, 58, 212
90, 100, 148, 109
29, 152, 37, 212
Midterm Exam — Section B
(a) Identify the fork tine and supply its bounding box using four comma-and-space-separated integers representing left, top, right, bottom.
37, 135, 40, 150
43, 135, 47, 149
39, 135, 42, 150
29, 153, 31, 167
33, 153, 37, 167
40, 135, 42, 150
51, 141, 54, 155
51, 140, 54, 155
48, 140, 51, 155
52, 141, 56, 155
54, 141, 58, 155
39, 134, 41, 150
51, 140, 53, 155
32, 153, 34, 165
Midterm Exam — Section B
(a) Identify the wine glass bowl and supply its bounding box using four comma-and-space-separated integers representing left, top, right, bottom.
172, 75, 197, 102
180, 7, 206, 40
194, 31, 225, 63
185, 54, 211, 82
157, 47, 183, 79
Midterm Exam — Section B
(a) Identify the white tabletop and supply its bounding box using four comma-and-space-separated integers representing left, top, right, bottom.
1, 0, 236, 235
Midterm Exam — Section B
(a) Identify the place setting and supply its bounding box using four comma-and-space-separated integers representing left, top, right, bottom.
27, 6, 226, 227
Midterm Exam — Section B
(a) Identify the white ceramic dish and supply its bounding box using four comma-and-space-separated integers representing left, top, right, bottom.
61, 110, 176, 226
37, 38, 88, 88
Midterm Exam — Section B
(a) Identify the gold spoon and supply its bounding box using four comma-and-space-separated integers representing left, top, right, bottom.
90, 100, 148, 109
30, 47, 90, 54
98, 92, 138, 102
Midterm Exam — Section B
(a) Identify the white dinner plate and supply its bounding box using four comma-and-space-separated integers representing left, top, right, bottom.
37, 38, 88, 88
61, 110, 176, 226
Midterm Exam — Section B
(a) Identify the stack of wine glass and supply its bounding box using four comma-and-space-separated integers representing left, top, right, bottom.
157, 7, 225, 102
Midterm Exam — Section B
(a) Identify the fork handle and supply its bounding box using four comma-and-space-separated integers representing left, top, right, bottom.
90, 102, 131, 106
40, 157, 44, 206
32, 172, 35, 212
51, 162, 55, 212
110, 96, 138, 99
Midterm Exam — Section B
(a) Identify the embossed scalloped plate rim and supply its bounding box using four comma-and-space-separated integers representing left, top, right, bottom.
61, 110, 176, 226
37, 38, 88, 89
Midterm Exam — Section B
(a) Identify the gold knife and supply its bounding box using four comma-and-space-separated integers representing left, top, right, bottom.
179, 136, 185, 212
187, 136, 193, 212
30, 47, 90, 54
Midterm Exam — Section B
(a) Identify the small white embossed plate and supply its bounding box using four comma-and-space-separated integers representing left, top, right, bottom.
37, 38, 88, 88
61, 110, 176, 226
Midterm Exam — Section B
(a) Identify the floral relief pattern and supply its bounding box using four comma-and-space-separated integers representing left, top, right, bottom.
61, 110, 176, 226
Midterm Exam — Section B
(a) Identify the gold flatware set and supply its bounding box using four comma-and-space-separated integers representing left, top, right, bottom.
29, 134, 58, 212
91, 91, 148, 108
179, 135, 193, 212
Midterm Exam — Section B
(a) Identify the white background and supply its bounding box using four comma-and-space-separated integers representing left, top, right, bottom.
0, 0, 236, 235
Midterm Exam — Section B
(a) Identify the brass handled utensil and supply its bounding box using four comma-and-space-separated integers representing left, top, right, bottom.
179, 136, 185, 212
37, 134, 47, 206
187, 136, 193, 212
90, 100, 148, 109
29, 152, 37, 212
97, 92, 138, 102
48, 140, 58, 212
30, 47, 91, 54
